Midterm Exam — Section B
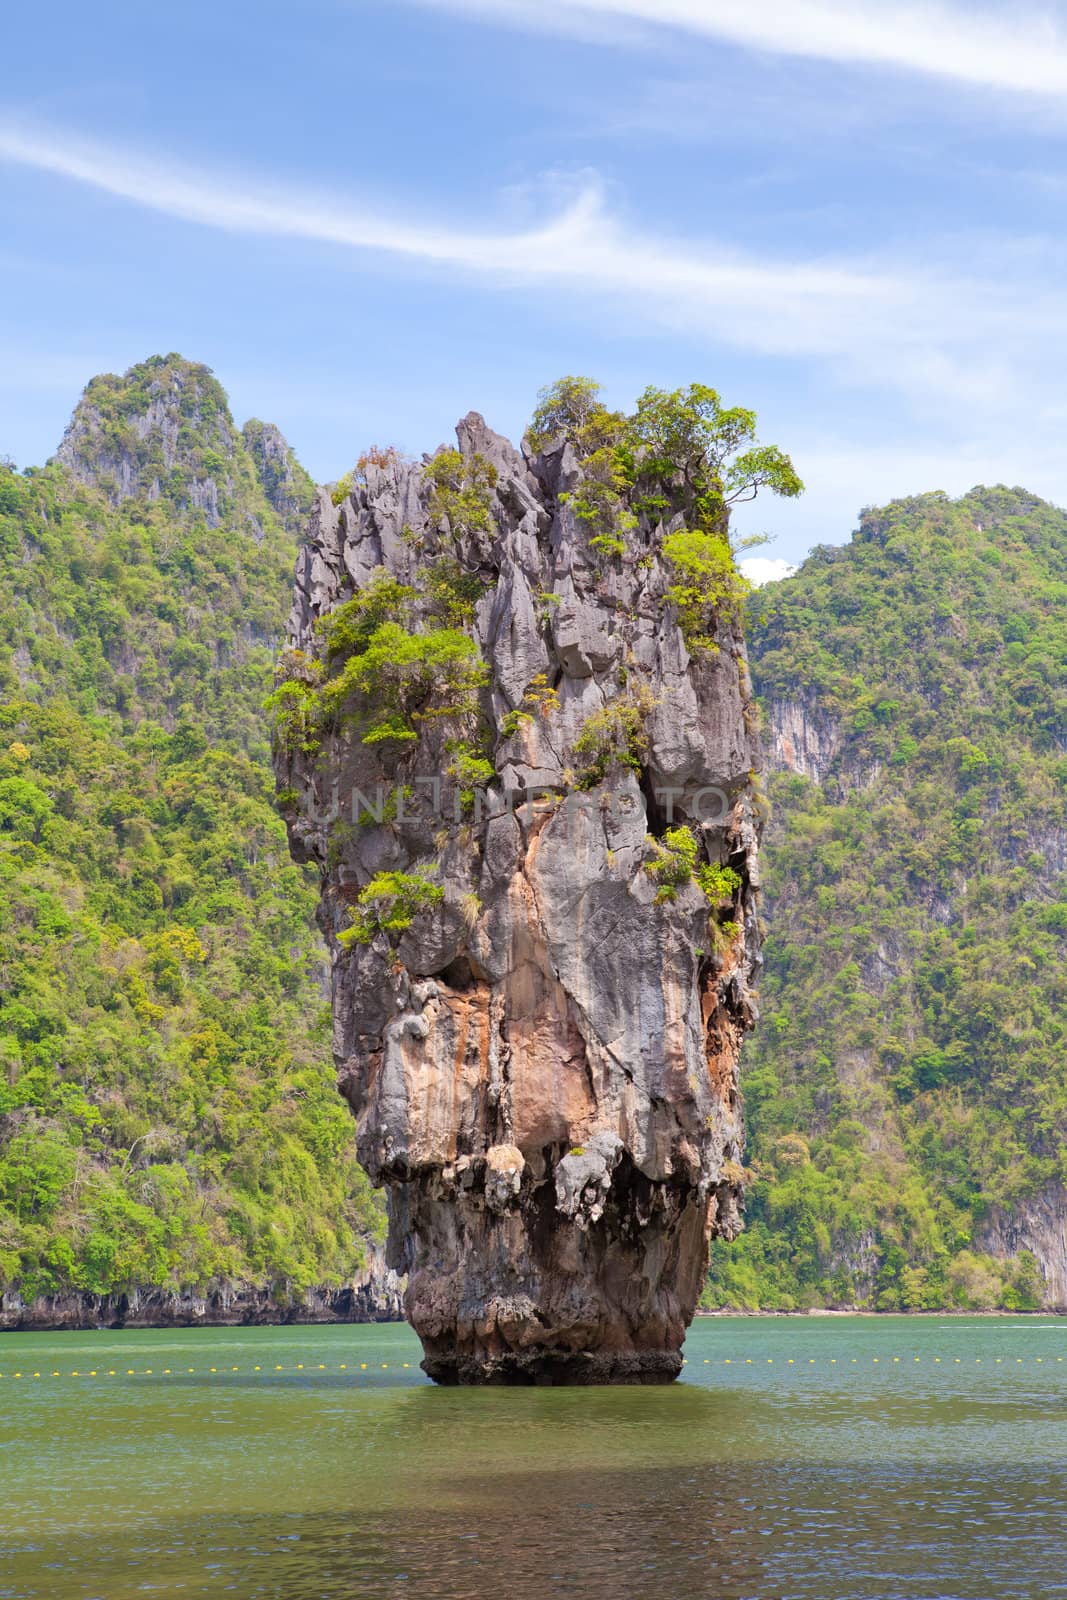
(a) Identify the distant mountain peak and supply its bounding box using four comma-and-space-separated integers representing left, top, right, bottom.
51, 353, 311, 534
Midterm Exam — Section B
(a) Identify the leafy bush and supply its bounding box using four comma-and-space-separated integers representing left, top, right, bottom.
425, 448, 497, 539
316, 570, 417, 665
698, 861, 742, 901
322, 620, 488, 744
526, 376, 625, 457
338, 871, 444, 947
572, 693, 652, 788
500, 673, 561, 739
644, 825, 699, 901
425, 558, 490, 626
643, 825, 743, 905
446, 740, 494, 809
663, 528, 750, 652
527, 378, 801, 598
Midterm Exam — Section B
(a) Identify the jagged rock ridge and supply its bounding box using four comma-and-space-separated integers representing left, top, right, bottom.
277, 413, 764, 1382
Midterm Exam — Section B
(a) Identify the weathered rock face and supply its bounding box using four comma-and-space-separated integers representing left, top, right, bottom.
976, 1186, 1067, 1311
767, 696, 840, 784
276, 415, 763, 1383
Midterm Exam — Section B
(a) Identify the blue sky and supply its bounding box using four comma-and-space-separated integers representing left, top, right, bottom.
4, 1, 1067, 569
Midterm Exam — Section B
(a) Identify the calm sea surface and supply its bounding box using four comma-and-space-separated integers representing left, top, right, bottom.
1, 1315, 1065, 1599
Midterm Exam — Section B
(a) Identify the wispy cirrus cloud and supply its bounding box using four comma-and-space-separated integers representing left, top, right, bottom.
0, 117, 1059, 418
401, 0, 1067, 96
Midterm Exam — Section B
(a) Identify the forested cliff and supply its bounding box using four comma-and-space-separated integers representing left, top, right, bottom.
1, 358, 1063, 1323
0, 356, 390, 1328
711, 489, 1066, 1310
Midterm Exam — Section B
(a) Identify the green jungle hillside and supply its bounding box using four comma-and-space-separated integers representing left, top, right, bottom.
707, 488, 1066, 1311
0, 356, 384, 1315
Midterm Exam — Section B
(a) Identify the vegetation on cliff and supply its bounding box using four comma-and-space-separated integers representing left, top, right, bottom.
5, 355, 1063, 1321
0, 357, 382, 1310
709, 488, 1066, 1311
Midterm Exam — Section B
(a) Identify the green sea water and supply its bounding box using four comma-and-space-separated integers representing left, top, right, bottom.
2, 1315, 1065, 1599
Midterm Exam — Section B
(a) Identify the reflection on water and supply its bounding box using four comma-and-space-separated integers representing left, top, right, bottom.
2, 1317, 1066, 1599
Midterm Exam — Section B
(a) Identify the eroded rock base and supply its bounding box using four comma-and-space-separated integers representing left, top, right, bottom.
389, 1156, 737, 1386
421, 1349, 682, 1386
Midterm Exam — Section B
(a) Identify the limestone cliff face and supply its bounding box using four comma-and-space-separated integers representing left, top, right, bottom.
277, 415, 763, 1382
766, 696, 840, 784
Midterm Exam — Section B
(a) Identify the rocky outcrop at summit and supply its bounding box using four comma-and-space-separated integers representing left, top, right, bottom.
276, 410, 765, 1383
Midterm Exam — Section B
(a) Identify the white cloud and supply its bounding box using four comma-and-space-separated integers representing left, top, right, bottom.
0, 119, 1059, 417
739, 556, 798, 587
406, 0, 1067, 97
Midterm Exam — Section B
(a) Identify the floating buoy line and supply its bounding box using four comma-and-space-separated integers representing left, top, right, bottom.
0, 1355, 1063, 1380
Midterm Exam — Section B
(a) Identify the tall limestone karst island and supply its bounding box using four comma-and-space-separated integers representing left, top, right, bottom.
273, 380, 801, 1382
